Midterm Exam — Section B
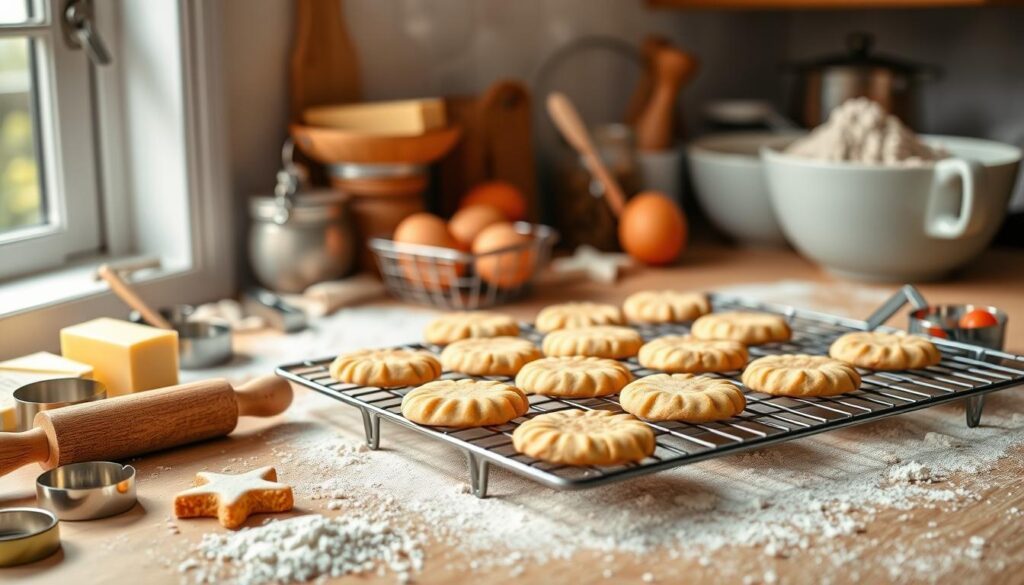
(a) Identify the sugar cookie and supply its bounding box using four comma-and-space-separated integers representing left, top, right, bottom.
329, 349, 441, 388
401, 378, 529, 427
829, 331, 941, 371
638, 336, 748, 373
542, 326, 643, 359
690, 311, 791, 345
174, 466, 293, 529
439, 336, 541, 376
512, 409, 655, 465
515, 356, 634, 398
535, 302, 624, 333
742, 354, 861, 397
424, 311, 519, 345
619, 373, 746, 422
623, 290, 710, 323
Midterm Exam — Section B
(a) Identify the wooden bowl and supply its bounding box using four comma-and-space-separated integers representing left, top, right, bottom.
290, 124, 462, 165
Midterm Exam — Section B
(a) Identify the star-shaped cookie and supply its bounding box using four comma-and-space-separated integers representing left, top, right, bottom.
173, 466, 293, 529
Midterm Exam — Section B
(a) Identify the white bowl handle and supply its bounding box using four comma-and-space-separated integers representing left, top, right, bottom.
924, 158, 985, 239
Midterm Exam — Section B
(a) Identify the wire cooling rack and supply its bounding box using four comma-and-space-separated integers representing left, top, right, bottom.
277, 288, 1024, 498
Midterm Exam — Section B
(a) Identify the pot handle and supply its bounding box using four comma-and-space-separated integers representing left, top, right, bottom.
924, 157, 985, 239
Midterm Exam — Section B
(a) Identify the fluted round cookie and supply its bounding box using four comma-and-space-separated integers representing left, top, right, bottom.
829, 331, 941, 371
542, 326, 643, 359
512, 410, 655, 465
619, 373, 746, 422
424, 311, 519, 345
440, 336, 541, 376
742, 354, 861, 397
402, 379, 529, 428
638, 336, 748, 373
691, 311, 791, 345
515, 356, 634, 398
623, 290, 710, 324
329, 349, 442, 388
535, 302, 624, 333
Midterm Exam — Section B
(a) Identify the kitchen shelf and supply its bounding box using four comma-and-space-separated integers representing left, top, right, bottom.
648, 0, 1024, 9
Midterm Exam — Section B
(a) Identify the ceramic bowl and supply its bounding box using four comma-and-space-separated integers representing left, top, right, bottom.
763, 135, 1021, 282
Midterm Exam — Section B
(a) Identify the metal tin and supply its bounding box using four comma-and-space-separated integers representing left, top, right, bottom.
36, 462, 137, 521
909, 304, 1007, 351
13, 378, 107, 431
129, 305, 233, 369
0, 508, 60, 567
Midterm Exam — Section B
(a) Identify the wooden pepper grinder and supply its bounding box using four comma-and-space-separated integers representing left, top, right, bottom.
624, 35, 670, 126
634, 45, 698, 151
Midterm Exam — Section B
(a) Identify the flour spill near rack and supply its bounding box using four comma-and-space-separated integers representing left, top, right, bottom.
276, 294, 1024, 498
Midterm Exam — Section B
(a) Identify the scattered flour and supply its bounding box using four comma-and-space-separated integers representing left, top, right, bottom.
786, 97, 949, 166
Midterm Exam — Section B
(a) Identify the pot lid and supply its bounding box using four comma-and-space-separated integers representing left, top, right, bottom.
791, 32, 931, 74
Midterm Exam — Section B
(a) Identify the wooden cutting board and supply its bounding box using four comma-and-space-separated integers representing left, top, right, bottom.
289, 0, 361, 121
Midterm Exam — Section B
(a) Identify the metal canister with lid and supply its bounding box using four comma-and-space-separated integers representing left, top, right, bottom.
248, 140, 356, 293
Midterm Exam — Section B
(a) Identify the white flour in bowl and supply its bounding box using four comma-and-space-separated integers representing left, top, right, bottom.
785, 98, 948, 166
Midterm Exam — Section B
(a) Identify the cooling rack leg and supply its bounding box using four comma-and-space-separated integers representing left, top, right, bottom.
360, 409, 381, 449
966, 395, 985, 428
466, 453, 490, 498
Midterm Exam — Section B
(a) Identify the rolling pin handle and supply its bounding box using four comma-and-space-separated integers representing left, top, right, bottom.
234, 375, 294, 418
0, 427, 50, 477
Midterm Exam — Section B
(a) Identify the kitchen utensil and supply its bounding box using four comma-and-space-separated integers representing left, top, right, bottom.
277, 287, 1024, 498
370, 222, 557, 310
0, 375, 293, 477
787, 32, 940, 129
289, 0, 360, 120
127, 305, 233, 369
624, 35, 670, 125
97, 264, 172, 329
242, 288, 307, 333
13, 379, 106, 432
0, 508, 60, 567
687, 132, 802, 247
547, 92, 628, 216
634, 44, 698, 151
36, 461, 136, 521
763, 135, 1021, 281
909, 305, 1007, 351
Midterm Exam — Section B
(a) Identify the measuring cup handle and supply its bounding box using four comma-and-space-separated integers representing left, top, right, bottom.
924, 158, 984, 239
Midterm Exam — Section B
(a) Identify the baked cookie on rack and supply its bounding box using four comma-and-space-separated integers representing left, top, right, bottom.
329, 348, 442, 388
440, 336, 541, 376
512, 409, 655, 465
535, 302, 625, 333
401, 379, 529, 427
829, 331, 941, 371
619, 373, 746, 422
542, 326, 643, 359
638, 336, 748, 373
741, 354, 861, 397
424, 311, 519, 345
690, 311, 792, 345
622, 290, 710, 324
515, 356, 633, 398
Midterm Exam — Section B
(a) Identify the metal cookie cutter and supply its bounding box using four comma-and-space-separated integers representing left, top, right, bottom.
36, 462, 137, 521
0, 508, 60, 567
14, 378, 107, 431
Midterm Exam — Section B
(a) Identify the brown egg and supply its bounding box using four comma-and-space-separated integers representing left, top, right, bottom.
617, 192, 687, 265
472, 222, 535, 288
448, 205, 506, 249
393, 212, 464, 289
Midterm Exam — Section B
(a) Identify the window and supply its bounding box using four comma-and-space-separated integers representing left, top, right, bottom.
0, 0, 101, 279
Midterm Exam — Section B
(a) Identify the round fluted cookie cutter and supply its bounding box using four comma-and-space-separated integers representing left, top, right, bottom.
36, 462, 137, 521
0, 508, 60, 567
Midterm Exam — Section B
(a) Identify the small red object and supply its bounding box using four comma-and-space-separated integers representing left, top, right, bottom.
958, 309, 999, 329
926, 326, 948, 339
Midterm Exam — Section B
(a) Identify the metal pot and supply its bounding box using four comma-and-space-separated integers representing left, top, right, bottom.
248, 141, 356, 293
788, 32, 940, 129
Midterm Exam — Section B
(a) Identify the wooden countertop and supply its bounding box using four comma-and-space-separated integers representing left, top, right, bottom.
2, 244, 1023, 584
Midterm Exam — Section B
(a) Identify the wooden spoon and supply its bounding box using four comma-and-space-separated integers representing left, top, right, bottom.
546, 92, 627, 217
97, 264, 173, 330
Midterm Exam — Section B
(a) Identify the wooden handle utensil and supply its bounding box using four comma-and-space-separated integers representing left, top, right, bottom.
0, 375, 293, 477
546, 92, 627, 217
97, 264, 173, 330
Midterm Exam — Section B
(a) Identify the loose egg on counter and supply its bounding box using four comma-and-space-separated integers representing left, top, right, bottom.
460, 181, 528, 221
472, 222, 535, 288
448, 204, 506, 250
618, 192, 687, 266
393, 212, 464, 288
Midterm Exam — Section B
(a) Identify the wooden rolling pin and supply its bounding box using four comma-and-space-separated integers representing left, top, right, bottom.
634, 45, 698, 151
0, 376, 293, 477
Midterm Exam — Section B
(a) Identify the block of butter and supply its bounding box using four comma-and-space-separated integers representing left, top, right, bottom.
303, 98, 446, 136
0, 352, 94, 431
61, 318, 179, 397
